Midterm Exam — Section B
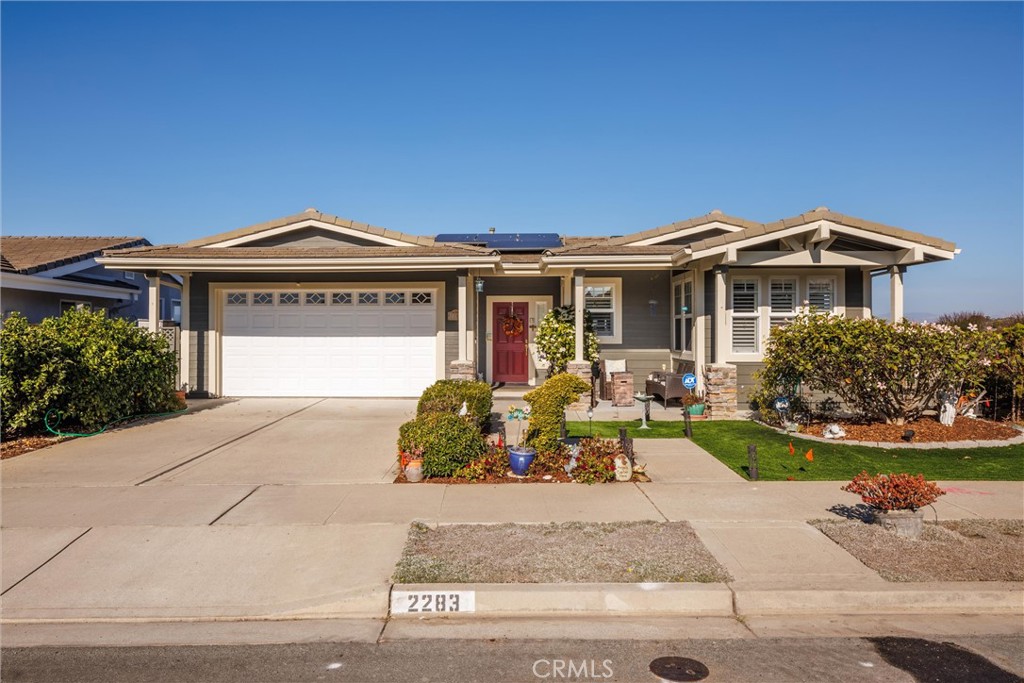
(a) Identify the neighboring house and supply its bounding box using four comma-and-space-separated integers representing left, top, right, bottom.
97, 206, 957, 414
0, 236, 181, 325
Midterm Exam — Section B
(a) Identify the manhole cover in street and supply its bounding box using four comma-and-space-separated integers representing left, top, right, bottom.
649, 657, 709, 682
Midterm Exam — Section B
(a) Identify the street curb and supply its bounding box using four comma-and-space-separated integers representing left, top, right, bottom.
392, 583, 734, 616
392, 582, 1024, 617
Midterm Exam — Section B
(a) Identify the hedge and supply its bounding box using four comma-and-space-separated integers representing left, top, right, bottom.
397, 412, 487, 478
0, 309, 179, 437
416, 379, 493, 429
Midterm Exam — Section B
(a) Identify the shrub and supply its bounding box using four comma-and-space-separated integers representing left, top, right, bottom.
842, 471, 945, 511
572, 437, 621, 485
534, 306, 600, 376
523, 373, 591, 454
417, 379, 493, 429
752, 315, 999, 425
0, 310, 178, 437
454, 447, 510, 481
397, 412, 486, 478
992, 324, 1024, 422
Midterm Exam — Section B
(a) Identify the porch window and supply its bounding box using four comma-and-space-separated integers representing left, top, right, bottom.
731, 279, 759, 353
807, 278, 835, 313
584, 278, 622, 344
172, 299, 182, 323
672, 278, 694, 352
769, 279, 797, 330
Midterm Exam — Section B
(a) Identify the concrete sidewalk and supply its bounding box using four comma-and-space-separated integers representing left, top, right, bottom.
2, 400, 1022, 637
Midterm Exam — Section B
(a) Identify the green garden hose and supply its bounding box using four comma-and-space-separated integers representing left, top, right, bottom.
44, 406, 189, 438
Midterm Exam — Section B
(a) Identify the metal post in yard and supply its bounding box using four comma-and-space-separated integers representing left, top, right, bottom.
684, 409, 692, 439
747, 444, 759, 481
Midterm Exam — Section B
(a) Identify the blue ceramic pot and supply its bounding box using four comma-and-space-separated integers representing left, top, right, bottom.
508, 446, 537, 476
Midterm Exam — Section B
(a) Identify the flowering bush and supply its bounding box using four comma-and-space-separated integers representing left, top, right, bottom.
534, 306, 599, 376
753, 315, 999, 425
571, 437, 621, 485
842, 471, 945, 511
454, 448, 511, 481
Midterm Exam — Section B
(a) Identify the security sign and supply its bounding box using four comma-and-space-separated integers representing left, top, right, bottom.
682, 373, 698, 390
774, 397, 791, 412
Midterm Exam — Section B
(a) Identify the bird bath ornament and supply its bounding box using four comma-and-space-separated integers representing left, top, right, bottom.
634, 393, 653, 429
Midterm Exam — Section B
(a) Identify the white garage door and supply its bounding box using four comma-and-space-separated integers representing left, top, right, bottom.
220, 288, 438, 397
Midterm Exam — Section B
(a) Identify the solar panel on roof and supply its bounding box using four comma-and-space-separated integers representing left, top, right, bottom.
435, 233, 563, 251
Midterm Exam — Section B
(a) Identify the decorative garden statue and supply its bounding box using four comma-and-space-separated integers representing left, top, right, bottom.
938, 388, 957, 427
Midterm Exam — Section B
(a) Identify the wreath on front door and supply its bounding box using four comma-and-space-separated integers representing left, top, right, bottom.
502, 313, 525, 338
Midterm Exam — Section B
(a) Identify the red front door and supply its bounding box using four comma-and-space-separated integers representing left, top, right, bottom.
493, 302, 529, 383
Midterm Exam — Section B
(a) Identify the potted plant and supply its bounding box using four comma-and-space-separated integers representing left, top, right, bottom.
506, 405, 535, 476
841, 471, 946, 539
683, 391, 706, 417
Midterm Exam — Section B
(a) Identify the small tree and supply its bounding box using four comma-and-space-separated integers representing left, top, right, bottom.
753, 315, 998, 425
993, 324, 1024, 422
533, 306, 599, 376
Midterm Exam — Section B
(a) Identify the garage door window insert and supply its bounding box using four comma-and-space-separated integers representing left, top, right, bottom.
227, 292, 248, 306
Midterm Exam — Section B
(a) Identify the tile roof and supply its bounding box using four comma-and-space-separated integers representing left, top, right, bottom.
683, 208, 957, 253
182, 208, 498, 251
103, 244, 496, 260
1, 236, 149, 274
602, 210, 762, 247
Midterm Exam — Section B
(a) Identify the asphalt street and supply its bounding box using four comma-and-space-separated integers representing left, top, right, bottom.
3, 635, 1023, 683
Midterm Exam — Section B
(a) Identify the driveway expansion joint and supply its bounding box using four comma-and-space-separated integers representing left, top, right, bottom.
1, 527, 92, 597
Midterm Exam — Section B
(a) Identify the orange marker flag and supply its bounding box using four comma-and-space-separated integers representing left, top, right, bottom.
805, 449, 814, 462
788, 441, 795, 455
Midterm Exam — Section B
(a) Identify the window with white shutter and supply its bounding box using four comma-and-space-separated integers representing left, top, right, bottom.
769, 279, 797, 330
807, 279, 835, 313
584, 278, 622, 344
672, 277, 694, 353
731, 279, 759, 353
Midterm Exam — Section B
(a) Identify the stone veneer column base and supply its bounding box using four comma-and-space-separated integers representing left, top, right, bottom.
566, 361, 594, 411
704, 363, 738, 420
448, 360, 477, 381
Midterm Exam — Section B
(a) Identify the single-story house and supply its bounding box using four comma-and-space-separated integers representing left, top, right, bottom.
96, 206, 957, 415
1, 236, 181, 325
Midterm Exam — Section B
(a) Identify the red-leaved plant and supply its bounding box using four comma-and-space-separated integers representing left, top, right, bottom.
842, 471, 945, 512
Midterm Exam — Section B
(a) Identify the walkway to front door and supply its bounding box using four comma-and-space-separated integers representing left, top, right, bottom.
492, 301, 529, 383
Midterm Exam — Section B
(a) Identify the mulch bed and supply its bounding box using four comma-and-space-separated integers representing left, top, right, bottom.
812, 518, 1023, 582
805, 416, 1019, 444
392, 521, 732, 583
1, 436, 63, 460
394, 469, 650, 484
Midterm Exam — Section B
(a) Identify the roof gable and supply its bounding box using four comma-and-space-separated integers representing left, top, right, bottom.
186, 209, 437, 249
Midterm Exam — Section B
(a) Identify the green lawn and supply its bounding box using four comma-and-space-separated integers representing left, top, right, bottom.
565, 420, 1024, 481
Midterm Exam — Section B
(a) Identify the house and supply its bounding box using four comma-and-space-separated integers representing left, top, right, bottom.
0, 236, 181, 325
96, 206, 957, 415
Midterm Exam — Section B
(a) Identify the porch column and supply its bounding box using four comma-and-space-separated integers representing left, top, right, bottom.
146, 272, 161, 333
179, 274, 190, 391
457, 275, 468, 361
713, 265, 728, 363
693, 268, 706, 391
889, 265, 905, 323
862, 268, 873, 319
573, 270, 586, 362
466, 275, 476, 364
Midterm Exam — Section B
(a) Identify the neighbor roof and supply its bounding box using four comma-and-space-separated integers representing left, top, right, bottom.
1, 236, 149, 274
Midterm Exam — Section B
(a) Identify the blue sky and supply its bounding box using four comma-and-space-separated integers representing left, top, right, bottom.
3, 2, 1022, 317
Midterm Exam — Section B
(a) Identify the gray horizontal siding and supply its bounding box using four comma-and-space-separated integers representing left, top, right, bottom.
587, 270, 671, 350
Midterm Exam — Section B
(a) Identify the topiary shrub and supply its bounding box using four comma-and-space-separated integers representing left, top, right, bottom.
534, 306, 600, 376
397, 412, 487, 478
0, 309, 178, 437
523, 373, 591, 454
416, 379, 493, 429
